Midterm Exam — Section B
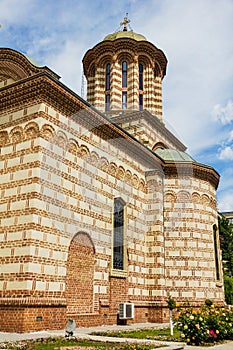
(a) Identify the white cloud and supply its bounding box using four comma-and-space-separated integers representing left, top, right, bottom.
212, 100, 233, 125
46, 40, 87, 93
218, 146, 233, 160
218, 189, 233, 212
0, 0, 34, 22
217, 162, 233, 211
229, 130, 233, 141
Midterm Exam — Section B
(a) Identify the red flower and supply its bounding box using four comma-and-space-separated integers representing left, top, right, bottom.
209, 330, 217, 338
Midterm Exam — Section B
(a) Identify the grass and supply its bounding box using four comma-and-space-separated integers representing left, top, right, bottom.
0, 336, 166, 350
91, 327, 182, 342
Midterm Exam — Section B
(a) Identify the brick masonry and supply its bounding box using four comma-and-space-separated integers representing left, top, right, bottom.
0, 41, 224, 332
83, 37, 166, 119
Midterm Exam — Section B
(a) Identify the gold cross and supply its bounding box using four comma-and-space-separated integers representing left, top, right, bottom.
120, 13, 130, 31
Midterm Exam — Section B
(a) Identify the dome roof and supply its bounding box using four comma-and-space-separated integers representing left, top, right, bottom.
155, 148, 195, 163
104, 30, 147, 42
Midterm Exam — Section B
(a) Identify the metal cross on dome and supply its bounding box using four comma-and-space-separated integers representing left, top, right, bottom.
120, 13, 130, 31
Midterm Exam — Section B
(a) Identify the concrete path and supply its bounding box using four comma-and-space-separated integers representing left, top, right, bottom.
0, 322, 233, 349
183, 342, 233, 350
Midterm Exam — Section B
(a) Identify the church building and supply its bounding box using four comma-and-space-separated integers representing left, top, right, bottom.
0, 17, 224, 332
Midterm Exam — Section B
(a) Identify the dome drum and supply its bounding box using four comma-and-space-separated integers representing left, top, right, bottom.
83, 35, 167, 119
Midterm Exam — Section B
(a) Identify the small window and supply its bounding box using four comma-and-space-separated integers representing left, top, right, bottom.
106, 63, 111, 91
105, 94, 110, 111
122, 61, 127, 88
122, 92, 127, 109
213, 225, 220, 281
113, 198, 125, 270
139, 94, 143, 111
139, 63, 143, 90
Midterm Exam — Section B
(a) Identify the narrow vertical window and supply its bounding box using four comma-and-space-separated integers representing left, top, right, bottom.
105, 94, 110, 111
213, 225, 220, 281
139, 94, 143, 111
122, 92, 127, 109
105, 63, 110, 90
113, 198, 125, 270
139, 63, 143, 90
122, 61, 127, 88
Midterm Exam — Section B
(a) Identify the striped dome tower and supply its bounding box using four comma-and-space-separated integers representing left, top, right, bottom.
82, 15, 167, 122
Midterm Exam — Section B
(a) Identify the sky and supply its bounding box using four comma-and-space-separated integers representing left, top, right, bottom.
0, 0, 233, 212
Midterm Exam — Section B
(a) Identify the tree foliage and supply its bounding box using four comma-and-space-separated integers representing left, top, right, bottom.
218, 216, 233, 276
224, 275, 233, 305
218, 216, 233, 304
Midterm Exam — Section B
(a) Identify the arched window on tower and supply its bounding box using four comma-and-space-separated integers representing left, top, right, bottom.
122, 61, 127, 109
139, 63, 143, 110
105, 63, 111, 111
113, 198, 125, 270
139, 63, 143, 90
122, 61, 127, 88
106, 63, 111, 90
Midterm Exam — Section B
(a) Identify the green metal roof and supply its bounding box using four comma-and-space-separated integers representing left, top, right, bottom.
155, 148, 195, 163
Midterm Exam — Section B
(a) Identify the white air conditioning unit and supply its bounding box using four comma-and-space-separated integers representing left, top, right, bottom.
119, 302, 134, 319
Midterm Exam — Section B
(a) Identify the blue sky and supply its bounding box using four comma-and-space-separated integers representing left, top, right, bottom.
1, 0, 233, 211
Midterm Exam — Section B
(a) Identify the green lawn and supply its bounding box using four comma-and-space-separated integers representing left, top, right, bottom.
0, 337, 166, 350
91, 327, 181, 341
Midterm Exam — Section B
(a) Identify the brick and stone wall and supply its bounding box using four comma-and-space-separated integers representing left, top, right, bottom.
163, 172, 224, 304
0, 101, 157, 331
0, 47, 224, 332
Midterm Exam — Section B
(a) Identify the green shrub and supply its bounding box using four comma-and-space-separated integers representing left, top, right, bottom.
175, 307, 209, 345
175, 302, 233, 345
224, 275, 233, 305
167, 296, 176, 310
205, 299, 213, 307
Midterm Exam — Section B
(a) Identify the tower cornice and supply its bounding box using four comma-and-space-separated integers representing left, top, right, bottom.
83, 37, 167, 78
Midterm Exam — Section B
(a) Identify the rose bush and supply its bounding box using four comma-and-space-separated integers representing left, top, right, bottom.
175, 301, 233, 346
176, 307, 209, 345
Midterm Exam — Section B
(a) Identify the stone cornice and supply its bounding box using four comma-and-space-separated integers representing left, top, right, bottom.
0, 47, 60, 81
1, 73, 84, 116
164, 162, 220, 189
83, 37, 167, 78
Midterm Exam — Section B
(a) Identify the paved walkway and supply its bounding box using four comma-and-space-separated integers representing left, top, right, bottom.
0, 323, 233, 349
183, 343, 233, 350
